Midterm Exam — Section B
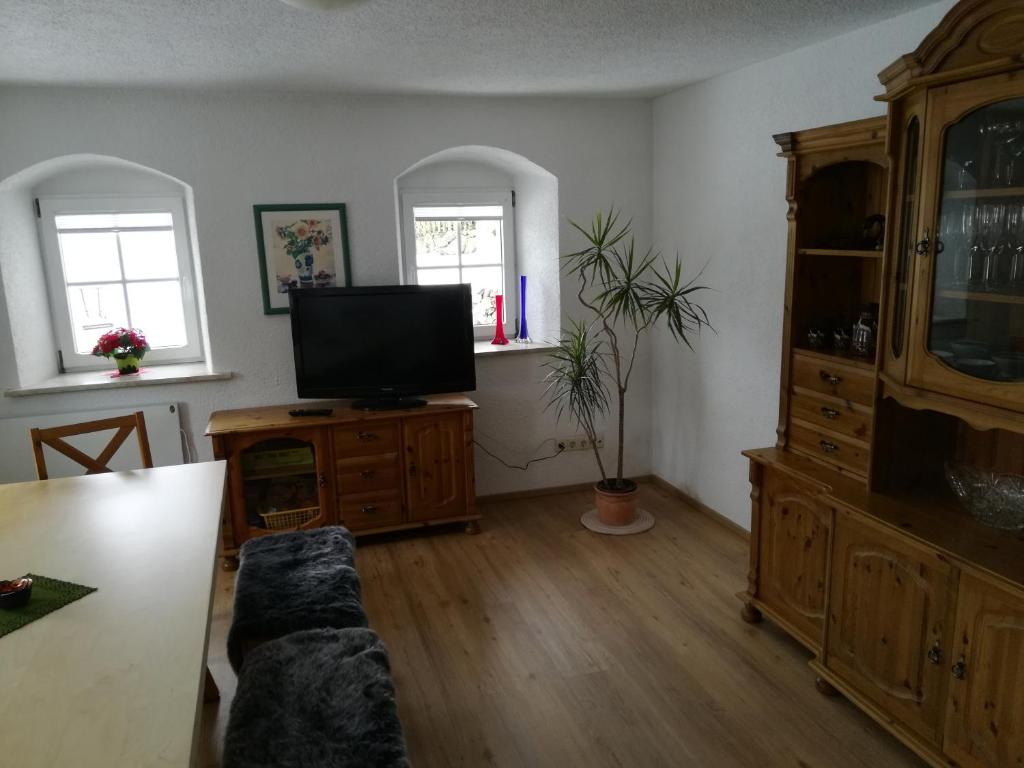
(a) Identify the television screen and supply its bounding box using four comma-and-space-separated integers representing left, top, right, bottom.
289, 285, 476, 408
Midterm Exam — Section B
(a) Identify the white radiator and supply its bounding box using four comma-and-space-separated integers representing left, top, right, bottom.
0, 403, 184, 483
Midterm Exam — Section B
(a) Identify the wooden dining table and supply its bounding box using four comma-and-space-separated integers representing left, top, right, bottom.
0, 461, 227, 767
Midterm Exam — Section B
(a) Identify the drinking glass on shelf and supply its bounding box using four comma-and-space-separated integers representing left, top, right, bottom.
939, 208, 961, 289
1009, 203, 1024, 294
957, 160, 977, 190
993, 120, 1024, 187
976, 202, 1007, 291
968, 203, 995, 289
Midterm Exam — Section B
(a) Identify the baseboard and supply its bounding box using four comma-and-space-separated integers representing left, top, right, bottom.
476, 474, 749, 544
476, 475, 655, 504
648, 475, 750, 540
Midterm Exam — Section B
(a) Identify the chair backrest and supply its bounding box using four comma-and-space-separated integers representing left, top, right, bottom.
30, 411, 154, 480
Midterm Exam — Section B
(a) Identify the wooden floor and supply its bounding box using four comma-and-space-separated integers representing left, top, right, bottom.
198, 482, 925, 767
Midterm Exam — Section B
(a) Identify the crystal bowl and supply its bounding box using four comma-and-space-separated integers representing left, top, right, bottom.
945, 463, 1024, 531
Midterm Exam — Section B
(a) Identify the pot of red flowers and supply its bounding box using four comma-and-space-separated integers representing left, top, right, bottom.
92, 328, 151, 376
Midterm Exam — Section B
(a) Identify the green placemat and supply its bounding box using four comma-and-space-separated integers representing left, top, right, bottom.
0, 574, 97, 639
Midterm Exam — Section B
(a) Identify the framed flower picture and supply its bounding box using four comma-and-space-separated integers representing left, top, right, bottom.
254, 203, 352, 314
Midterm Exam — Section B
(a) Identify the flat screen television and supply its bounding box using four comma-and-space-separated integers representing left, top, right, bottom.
289, 284, 476, 410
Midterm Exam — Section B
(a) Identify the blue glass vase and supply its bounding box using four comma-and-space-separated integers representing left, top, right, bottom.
515, 275, 530, 343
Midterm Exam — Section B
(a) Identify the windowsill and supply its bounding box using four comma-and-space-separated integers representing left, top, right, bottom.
474, 340, 558, 357
4, 362, 234, 397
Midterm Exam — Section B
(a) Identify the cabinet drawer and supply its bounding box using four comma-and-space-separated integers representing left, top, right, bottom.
792, 353, 874, 407
332, 422, 399, 458
789, 421, 869, 477
790, 388, 872, 442
335, 457, 401, 496
338, 493, 403, 530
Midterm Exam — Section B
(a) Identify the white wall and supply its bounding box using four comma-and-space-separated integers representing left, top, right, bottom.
0, 88, 652, 495
649, 0, 956, 528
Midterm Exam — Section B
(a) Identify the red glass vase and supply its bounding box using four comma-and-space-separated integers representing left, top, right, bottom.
491, 294, 509, 345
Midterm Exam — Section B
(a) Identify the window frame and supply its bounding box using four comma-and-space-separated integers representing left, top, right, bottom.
37, 195, 204, 371
399, 188, 516, 340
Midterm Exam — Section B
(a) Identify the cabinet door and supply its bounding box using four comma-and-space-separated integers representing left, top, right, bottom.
906, 73, 1024, 412
756, 468, 831, 650
826, 510, 957, 744
403, 412, 468, 522
226, 428, 333, 544
943, 574, 1024, 768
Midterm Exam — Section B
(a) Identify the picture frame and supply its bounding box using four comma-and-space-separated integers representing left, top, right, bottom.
254, 203, 352, 314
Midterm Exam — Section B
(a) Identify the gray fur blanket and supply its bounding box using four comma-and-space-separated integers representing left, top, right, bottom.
228, 527, 368, 673
224, 628, 409, 768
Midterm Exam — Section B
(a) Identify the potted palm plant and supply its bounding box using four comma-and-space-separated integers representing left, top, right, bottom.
544, 209, 711, 527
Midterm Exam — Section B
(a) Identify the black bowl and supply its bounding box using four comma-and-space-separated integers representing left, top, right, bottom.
955, 358, 998, 379
0, 577, 33, 609
950, 339, 991, 360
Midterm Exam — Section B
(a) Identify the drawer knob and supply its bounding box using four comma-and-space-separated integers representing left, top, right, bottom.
359, 469, 376, 479
951, 655, 966, 680
819, 370, 842, 386
819, 440, 839, 454
356, 431, 379, 442
927, 641, 943, 665
361, 505, 378, 514
820, 406, 840, 420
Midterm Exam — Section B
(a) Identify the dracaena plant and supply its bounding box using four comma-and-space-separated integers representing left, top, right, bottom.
544, 208, 712, 491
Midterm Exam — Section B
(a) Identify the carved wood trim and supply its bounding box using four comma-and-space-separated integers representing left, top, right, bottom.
880, 0, 1024, 97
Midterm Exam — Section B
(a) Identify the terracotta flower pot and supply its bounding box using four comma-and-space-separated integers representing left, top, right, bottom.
594, 480, 639, 526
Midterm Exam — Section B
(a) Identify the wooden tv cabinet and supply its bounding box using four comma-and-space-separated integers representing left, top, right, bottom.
206, 394, 479, 569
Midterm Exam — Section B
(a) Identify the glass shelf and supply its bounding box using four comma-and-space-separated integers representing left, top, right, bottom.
936, 289, 1024, 306
944, 186, 1024, 200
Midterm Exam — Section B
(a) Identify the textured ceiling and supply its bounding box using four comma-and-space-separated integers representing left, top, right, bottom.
0, 0, 938, 96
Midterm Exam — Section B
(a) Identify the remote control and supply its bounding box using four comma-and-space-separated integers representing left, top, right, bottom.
289, 408, 334, 417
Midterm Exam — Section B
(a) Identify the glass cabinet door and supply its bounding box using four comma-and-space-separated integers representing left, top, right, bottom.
930, 96, 1024, 385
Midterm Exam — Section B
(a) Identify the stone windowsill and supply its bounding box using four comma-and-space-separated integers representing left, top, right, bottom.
474, 340, 557, 357
4, 362, 234, 397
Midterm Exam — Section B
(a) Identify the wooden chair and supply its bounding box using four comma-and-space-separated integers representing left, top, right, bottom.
28, 410, 222, 702
30, 411, 154, 480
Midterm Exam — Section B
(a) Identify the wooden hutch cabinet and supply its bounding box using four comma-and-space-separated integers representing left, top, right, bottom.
740, 2, 1024, 766
207, 395, 479, 568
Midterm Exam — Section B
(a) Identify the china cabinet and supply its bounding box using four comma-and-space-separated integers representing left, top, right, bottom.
207, 395, 479, 568
740, 2, 1024, 766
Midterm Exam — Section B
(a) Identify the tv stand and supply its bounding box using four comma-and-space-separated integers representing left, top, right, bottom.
352, 397, 427, 411
206, 394, 480, 569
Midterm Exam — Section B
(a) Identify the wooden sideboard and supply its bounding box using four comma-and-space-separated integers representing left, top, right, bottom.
206, 394, 479, 568
741, 3, 1024, 765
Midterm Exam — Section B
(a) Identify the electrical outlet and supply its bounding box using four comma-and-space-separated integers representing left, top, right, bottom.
557, 435, 604, 452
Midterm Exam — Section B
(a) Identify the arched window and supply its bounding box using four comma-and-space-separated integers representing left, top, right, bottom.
395, 146, 559, 344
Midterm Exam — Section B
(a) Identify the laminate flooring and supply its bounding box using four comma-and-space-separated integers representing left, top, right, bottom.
198, 482, 924, 767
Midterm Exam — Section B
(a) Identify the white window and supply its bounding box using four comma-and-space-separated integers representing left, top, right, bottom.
400, 189, 516, 339
38, 196, 203, 370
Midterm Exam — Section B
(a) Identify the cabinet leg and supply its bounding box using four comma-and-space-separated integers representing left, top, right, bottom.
222, 555, 240, 572
465, 520, 481, 535
815, 676, 838, 697
740, 601, 763, 624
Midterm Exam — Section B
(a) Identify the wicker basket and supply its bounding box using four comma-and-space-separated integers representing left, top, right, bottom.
259, 506, 320, 531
